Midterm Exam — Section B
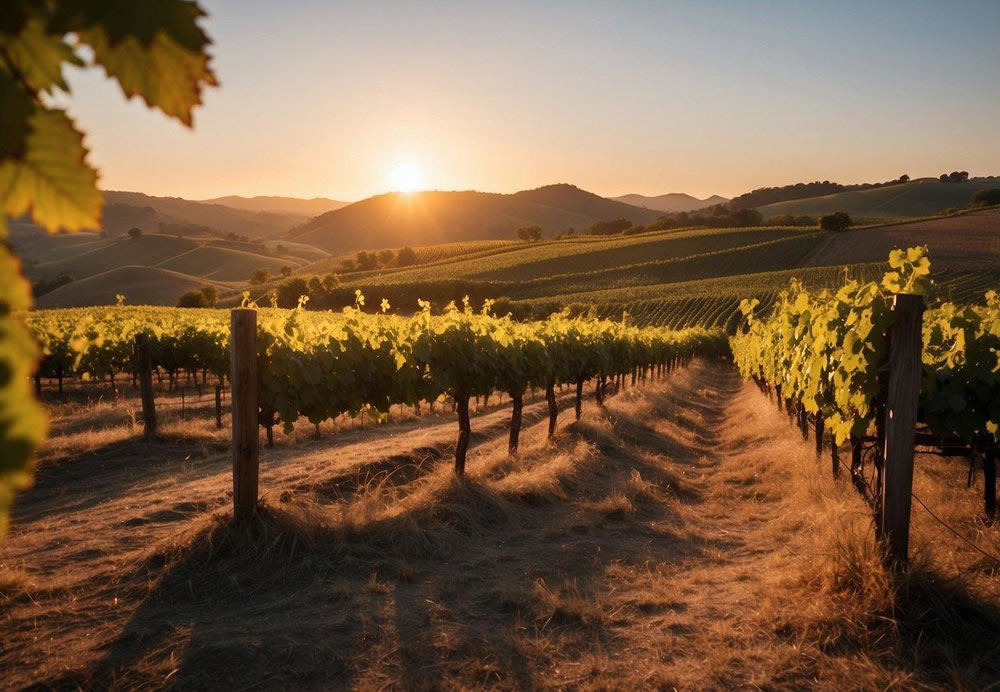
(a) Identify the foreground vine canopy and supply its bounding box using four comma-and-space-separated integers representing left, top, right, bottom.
0, 0, 216, 533
731, 247, 1000, 447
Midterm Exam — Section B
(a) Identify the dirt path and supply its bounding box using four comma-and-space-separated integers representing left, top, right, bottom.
0, 362, 905, 687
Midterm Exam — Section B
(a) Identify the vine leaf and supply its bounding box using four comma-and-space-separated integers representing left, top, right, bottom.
0, 107, 102, 231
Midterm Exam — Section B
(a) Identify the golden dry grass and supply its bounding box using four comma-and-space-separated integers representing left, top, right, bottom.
2, 361, 998, 689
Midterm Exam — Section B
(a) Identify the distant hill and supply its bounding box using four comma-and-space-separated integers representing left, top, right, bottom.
34, 266, 225, 308
758, 179, 1000, 219
102, 191, 305, 239
290, 184, 663, 254
611, 193, 729, 213
199, 195, 349, 217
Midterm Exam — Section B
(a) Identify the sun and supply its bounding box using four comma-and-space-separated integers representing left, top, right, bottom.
388, 162, 423, 193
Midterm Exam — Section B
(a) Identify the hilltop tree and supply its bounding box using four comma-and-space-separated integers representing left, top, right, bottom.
277, 277, 309, 308
199, 285, 219, 307
819, 211, 853, 232
177, 290, 209, 308
321, 273, 340, 292
396, 246, 418, 266
279, 265, 293, 277
516, 225, 543, 242
378, 249, 395, 266
942, 171, 970, 183
898, 174, 910, 183
588, 218, 631, 235
250, 268, 271, 285
355, 251, 378, 271
0, 0, 216, 531
732, 208, 763, 227
127, 227, 142, 239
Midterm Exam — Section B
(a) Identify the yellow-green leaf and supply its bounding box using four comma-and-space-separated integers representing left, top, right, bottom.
0, 107, 102, 232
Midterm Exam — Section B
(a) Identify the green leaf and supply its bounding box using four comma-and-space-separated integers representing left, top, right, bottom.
0, 107, 102, 232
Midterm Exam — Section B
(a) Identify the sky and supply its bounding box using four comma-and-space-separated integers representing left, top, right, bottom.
65, 0, 1000, 202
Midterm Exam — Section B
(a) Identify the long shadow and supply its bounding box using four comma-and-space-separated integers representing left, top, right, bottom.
12, 436, 231, 524
66, 430, 742, 689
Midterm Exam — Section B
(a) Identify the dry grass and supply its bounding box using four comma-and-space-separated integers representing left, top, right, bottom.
2, 361, 998, 689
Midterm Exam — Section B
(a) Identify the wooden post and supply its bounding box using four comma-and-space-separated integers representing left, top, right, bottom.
814, 415, 824, 459
230, 309, 259, 517
134, 333, 157, 436
34, 373, 41, 398
546, 383, 557, 438
508, 394, 523, 455
455, 394, 471, 475
575, 378, 584, 420
215, 383, 223, 429
879, 294, 924, 565
983, 451, 997, 518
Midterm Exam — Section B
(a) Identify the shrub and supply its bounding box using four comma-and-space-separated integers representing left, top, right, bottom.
249, 268, 271, 285
127, 227, 142, 239
177, 290, 208, 308
396, 246, 417, 266
199, 285, 219, 307
276, 278, 309, 308
971, 188, 1000, 207
819, 211, 853, 232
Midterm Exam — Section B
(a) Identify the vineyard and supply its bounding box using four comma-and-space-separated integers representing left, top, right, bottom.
731, 247, 1000, 533
26, 300, 727, 471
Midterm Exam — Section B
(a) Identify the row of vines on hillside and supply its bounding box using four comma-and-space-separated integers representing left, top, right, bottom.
26, 298, 729, 463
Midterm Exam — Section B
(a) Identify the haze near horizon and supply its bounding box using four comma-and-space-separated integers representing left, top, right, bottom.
62, 0, 1000, 202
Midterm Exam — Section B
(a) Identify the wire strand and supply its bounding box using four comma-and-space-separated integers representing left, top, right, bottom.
910, 492, 1000, 567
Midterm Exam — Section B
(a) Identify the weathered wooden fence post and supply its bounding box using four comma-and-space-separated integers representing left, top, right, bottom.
879, 293, 924, 565
983, 450, 997, 518
546, 383, 557, 438
134, 333, 157, 436
215, 383, 223, 429
508, 393, 523, 455
455, 393, 471, 475
230, 309, 259, 517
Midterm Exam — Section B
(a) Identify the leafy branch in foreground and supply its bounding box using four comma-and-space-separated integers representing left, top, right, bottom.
0, 0, 216, 533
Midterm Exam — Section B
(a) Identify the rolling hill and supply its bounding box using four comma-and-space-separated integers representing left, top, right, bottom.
758, 179, 999, 219
34, 266, 225, 308
611, 192, 729, 213
15, 231, 316, 284
289, 184, 663, 254
102, 191, 307, 239
199, 195, 349, 217
260, 206, 1000, 333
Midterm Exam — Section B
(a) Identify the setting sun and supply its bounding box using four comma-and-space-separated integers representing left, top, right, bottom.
388, 162, 423, 193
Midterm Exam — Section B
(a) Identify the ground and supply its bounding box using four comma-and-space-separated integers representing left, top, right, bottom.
2, 362, 999, 689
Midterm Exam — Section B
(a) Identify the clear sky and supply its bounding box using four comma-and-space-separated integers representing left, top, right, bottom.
65, 0, 1000, 201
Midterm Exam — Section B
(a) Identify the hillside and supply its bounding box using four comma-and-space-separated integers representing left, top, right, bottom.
18, 231, 310, 284
289, 184, 663, 254
103, 191, 306, 239
611, 192, 729, 213
34, 266, 224, 308
199, 195, 349, 217
267, 207, 1000, 333
758, 179, 998, 219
